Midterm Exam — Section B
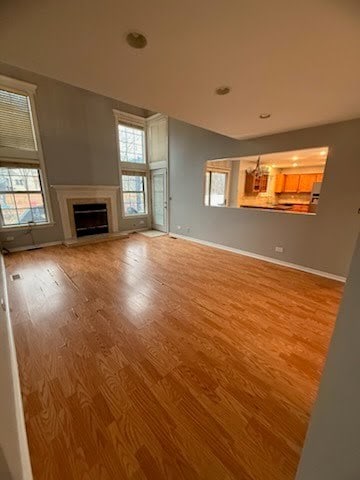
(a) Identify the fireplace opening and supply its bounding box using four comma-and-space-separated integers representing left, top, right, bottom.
73, 203, 109, 237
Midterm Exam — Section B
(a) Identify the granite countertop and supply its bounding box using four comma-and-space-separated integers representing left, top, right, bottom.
240, 204, 292, 210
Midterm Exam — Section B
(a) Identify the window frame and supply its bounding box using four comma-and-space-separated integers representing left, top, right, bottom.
204, 168, 230, 207
113, 110, 150, 219
0, 166, 48, 227
118, 123, 146, 166
0, 75, 53, 230
121, 172, 148, 218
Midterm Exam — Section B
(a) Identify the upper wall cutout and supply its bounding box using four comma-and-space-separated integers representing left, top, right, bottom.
204, 147, 329, 215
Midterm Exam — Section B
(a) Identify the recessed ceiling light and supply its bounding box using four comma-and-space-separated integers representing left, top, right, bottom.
320, 150, 327, 156
292, 155, 298, 161
271, 164, 276, 168
126, 32, 148, 49
259, 113, 271, 119
215, 86, 231, 96
292, 162, 298, 167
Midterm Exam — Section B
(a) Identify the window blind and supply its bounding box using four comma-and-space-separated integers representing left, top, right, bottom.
0, 88, 37, 153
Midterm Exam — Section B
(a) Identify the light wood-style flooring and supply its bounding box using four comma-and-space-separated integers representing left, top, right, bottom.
5, 235, 343, 480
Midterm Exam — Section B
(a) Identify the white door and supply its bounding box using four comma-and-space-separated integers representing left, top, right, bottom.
151, 168, 167, 232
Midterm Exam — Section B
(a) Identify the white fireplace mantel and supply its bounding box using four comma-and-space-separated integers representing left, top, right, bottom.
52, 185, 120, 240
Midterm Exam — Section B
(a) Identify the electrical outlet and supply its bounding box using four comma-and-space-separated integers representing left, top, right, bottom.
275, 246, 284, 253
6, 236, 14, 241
139, 220, 145, 225
177, 225, 181, 230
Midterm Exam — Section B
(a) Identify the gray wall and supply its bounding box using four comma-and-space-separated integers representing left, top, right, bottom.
0, 62, 151, 249
296, 233, 360, 479
169, 118, 360, 277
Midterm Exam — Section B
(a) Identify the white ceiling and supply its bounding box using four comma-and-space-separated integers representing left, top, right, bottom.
1, 0, 359, 139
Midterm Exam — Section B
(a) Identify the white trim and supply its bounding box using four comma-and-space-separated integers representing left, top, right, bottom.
0, 74, 37, 95
0, 254, 34, 479
170, 233, 346, 282
52, 185, 120, 240
0, 76, 54, 228
8, 240, 62, 252
112, 109, 146, 128
113, 111, 150, 220
120, 162, 147, 172
146, 113, 166, 122
149, 160, 167, 170
52, 184, 120, 191
120, 171, 149, 219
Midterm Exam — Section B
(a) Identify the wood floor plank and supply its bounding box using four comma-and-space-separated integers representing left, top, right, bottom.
5, 235, 342, 479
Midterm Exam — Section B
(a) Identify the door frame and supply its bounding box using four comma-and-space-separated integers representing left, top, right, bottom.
150, 168, 168, 232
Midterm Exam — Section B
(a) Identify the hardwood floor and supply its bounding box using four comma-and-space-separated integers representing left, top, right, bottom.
5, 235, 342, 480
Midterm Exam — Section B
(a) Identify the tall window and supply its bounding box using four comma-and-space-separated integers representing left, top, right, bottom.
122, 173, 147, 216
0, 81, 50, 227
205, 171, 228, 207
118, 124, 145, 164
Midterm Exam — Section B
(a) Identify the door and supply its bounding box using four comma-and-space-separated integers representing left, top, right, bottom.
151, 168, 167, 232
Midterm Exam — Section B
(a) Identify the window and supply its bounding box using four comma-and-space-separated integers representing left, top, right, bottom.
122, 173, 147, 216
118, 124, 145, 164
0, 77, 51, 227
0, 167, 47, 225
205, 171, 228, 207
0, 89, 37, 155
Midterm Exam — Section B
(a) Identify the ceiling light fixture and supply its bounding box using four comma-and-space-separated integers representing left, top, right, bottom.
126, 32, 148, 49
320, 150, 327, 156
292, 155, 298, 161
215, 86, 231, 96
246, 156, 268, 178
292, 162, 298, 167
259, 113, 271, 119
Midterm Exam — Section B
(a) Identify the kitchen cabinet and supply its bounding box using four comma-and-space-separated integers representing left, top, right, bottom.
275, 174, 285, 193
284, 174, 300, 193
245, 173, 268, 194
275, 172, 324, 193
298, 174, 317, 193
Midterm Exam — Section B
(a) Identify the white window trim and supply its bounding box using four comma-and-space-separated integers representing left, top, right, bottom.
0, 75, 54, 230
120, 172, 149, 219
113, 110, 147, 169
113, 109, 150, 219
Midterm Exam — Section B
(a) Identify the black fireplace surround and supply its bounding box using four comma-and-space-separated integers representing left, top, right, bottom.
73, 203, 109, 237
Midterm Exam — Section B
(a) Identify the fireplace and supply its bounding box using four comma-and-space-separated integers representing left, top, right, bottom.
73, 203, 109, 237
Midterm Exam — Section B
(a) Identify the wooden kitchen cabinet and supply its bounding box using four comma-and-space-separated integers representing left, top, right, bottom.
298, 174, 317, 193
245, 172, 268, 194
275, 174, 285, 193
274, 172, 324, 194
284, 174, 300, 192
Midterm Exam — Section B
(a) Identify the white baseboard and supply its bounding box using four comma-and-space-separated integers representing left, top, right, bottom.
8, 241, 63, 253
170, 233, 346, 283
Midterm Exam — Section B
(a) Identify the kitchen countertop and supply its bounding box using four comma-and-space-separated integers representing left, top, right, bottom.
240, 203, 313, 214
241, 204, 292, 211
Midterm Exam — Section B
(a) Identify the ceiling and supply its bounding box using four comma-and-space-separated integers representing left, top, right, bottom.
0, 0, 359, 139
